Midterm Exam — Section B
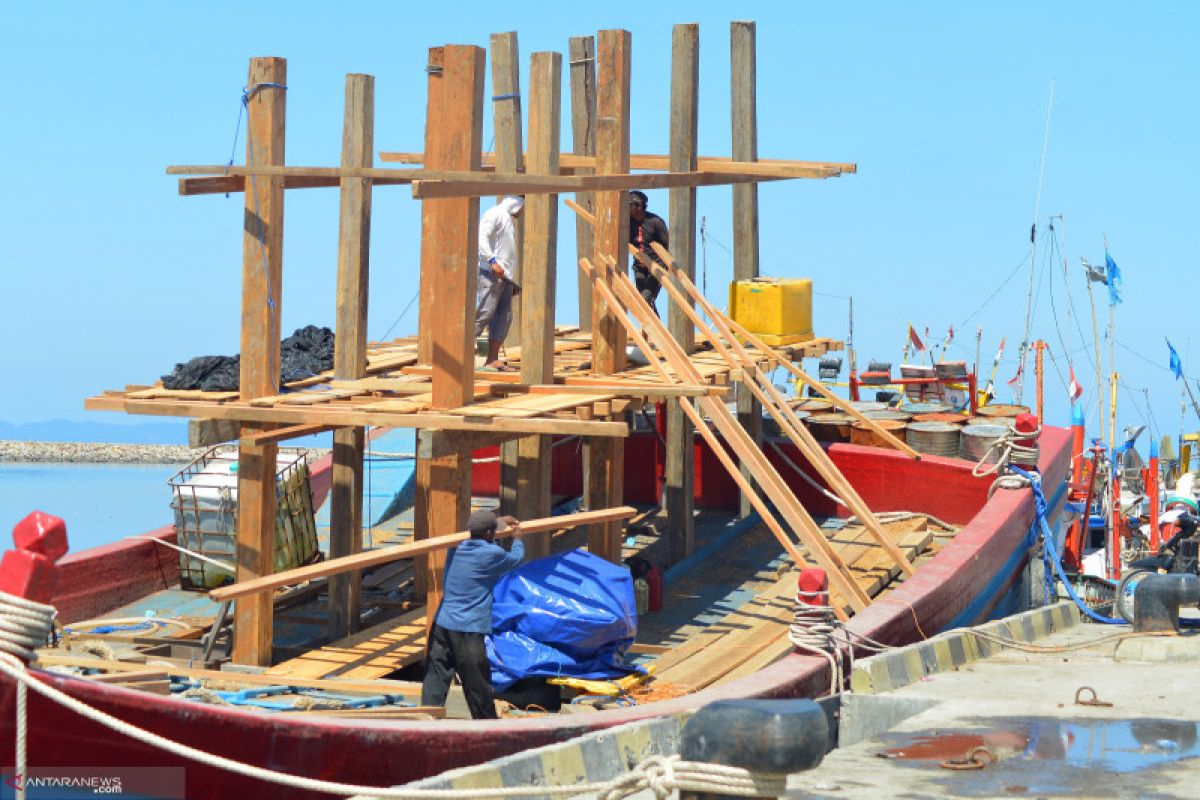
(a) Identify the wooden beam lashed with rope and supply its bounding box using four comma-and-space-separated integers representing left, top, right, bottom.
232, 57, 286, 667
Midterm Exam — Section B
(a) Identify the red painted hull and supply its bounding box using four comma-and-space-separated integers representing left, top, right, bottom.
0, 428, 1070, 797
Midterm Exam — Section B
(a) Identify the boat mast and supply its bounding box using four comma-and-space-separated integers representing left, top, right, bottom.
1016, 81, 1056, 405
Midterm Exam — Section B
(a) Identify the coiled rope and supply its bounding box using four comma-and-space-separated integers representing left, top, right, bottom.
787, 587, 896, 696
0, 591, 55, 800
0, 597, 787, 798
972, 423, 1041, 495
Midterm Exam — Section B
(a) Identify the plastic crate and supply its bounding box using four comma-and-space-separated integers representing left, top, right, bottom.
168, 446, 319, 590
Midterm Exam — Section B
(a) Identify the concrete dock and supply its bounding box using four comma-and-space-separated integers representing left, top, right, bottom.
401, 602, 1200, 799
792, 608, 1200, 798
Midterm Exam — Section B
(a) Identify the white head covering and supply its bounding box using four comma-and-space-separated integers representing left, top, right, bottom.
498, 195, 524, 216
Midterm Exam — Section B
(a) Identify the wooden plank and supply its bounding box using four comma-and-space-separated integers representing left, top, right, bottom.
89, 395, 630, 437
379, 151, 856, 176
36, 653, 424, 697
650, 568, 797, 678
490, 31, 525, 523
210, 506, 637, 602
642, 241, 914, 577
266, 608, 426, 680
416, 428, 522, 460
169, 163, 801, 193
731, 21, 762, 520
240, 423, 337, 446
178, 174, 411, 196
409, 169, 788, 199
586, 29, 631, 565
448, 393, 609, 419
416, 43, 485, 623
233, 56, 286, 668
489, 30, 524, 349
517, 49, 562, 559
580, 255, 869, 610
658, 574, 798, 688
666, 22, 699, 564
568, 35, 597, 333
330, 73, 375, 640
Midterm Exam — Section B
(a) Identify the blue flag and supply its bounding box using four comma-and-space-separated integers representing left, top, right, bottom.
1105, 252, 1122, 305
1168, 339, 1183, 379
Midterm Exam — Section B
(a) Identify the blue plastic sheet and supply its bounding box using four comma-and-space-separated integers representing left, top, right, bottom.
487, 548, 641, 690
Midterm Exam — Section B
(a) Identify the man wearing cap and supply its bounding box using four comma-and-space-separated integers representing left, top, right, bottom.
628, 190, 669, 314
421, 510, 524, 719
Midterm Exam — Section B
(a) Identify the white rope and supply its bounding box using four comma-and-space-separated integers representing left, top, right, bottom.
787, 589, 843, 696
129, 536, 236, 573
766, 441, 846, 508
972, 423, 1041, 479
0, 630, 790, 799
0, 591, 54, 800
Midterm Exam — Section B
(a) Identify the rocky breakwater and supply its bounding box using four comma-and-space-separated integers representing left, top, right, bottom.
0, 441, 204, 464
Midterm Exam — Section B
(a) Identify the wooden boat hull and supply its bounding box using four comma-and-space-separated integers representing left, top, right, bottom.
0, 427, 1070, 797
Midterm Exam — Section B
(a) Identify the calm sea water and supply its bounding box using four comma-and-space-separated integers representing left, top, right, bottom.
0, 430, 417, 557
0, 462, 182, 554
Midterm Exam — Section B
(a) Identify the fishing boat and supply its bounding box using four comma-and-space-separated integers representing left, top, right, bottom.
0, 21, 1074, 798
0, 400, 1072, 797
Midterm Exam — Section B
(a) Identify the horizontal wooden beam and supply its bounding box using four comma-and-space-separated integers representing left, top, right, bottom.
489, 381, 726, 398
35, 653, 425, 697
84, 395, 629, 438
416, 428, 523, 459
380, 151, 858, 176
178, 174, 411, 197
209, 506, 637, 602
240, 423, 338, 446
166, 164, 837, 200
410, 170, 791, 199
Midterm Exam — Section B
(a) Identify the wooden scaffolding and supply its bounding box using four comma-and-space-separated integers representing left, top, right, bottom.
86, 23, 919, 669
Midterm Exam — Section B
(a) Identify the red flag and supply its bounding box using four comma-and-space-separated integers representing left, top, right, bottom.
908, 324, 925, 352
1068, 367, 1083, 401
946, 325, 955, 343
1007, 363, 1023, 386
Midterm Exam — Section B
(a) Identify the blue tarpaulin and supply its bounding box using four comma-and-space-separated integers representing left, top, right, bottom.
487, 548, 641, 691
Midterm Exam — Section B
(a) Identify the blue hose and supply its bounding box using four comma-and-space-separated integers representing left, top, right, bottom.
1007, 466, 1125, 625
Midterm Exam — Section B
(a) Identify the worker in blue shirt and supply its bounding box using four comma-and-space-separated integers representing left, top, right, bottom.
421, 509, 524, 719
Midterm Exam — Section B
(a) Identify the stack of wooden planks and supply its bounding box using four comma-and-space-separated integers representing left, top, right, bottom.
648, 516, 941, 693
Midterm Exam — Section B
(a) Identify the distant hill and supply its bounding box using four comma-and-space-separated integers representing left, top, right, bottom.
0, 418, 188, 445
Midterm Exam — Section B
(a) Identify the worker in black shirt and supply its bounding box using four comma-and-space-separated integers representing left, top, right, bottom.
628, 190, 669, 314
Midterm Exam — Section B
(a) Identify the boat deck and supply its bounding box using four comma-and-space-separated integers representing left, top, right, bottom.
84, 328, 842, 436
48, 494, 956, 717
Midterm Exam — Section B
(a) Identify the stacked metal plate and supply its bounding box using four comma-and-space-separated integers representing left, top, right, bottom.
863, 409, 912, 422
959, 423, 1012, 465
905, 421, 961, 456
903, 401, 954, 415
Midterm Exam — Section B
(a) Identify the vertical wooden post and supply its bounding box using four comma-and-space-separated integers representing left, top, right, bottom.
666, 24, 699, 564
490, 31, 525, 347
568, 36, 597, 333
731, 21, 762, 519
329, 73, 373, 640
517, 51, 562, 559
233, 57, 286, 666
414, 45, 486, 619
491, 31, 524, 518
586, 29, 631, 563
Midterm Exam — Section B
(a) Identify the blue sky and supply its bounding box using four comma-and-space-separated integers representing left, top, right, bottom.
3, 1, 1198, 449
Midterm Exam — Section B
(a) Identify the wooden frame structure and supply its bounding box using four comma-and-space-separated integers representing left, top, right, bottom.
85, 24, 882, 667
